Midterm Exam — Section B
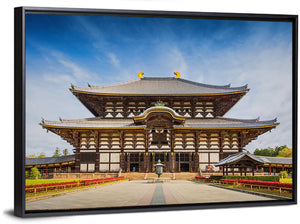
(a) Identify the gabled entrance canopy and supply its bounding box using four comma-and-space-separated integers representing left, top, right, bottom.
133, 102, 186, 126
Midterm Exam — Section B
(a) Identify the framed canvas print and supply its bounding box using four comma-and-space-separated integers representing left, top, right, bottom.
14, 6, 298, 217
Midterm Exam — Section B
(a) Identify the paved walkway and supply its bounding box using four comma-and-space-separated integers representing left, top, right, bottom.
26, 180, 274, 211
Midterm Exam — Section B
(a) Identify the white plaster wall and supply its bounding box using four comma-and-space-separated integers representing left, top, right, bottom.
100, 153, 109, 162
110, 153, 120, 162
99, 163, 109, 172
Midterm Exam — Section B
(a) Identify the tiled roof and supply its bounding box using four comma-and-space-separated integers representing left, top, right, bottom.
26, 155, 75, 166
41, 116, 278, 129
71, 77, 249, 95
176, 117, 278, 129
41, 117, 141, 128
252, 154, 292, 165
215, 151, 292, 166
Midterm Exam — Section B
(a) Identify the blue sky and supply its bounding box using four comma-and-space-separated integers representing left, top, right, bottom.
25, 14, 293, 156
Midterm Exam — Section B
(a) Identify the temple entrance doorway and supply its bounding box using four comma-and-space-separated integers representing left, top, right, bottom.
180, 163, 189, 172
130, 163, 139, 172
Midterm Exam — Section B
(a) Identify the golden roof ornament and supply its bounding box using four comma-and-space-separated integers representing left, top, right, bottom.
138, 72, 144, 79
174, 71, 181, 79
155, 100, 165, 106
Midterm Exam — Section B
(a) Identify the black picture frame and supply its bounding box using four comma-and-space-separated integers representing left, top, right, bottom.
14, 6, 298, 217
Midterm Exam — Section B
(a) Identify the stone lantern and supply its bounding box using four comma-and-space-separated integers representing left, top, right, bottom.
154, 159, 164, 178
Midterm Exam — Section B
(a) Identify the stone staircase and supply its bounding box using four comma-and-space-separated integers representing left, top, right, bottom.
123, 172, 199, 180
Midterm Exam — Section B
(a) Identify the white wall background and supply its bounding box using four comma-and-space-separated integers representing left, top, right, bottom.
1, 0, 299, 223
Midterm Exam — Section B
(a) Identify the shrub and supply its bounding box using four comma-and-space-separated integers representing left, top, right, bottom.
29, 167, 41, 180
278, 171, 288, 179
222, 175, 279, 182
210, 175, 223, 181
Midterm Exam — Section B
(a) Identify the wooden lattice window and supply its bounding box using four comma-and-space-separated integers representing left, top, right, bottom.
152, 129, 168, 145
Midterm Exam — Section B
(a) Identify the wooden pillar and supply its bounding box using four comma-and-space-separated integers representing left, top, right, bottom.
127, 153, 130, 172
60, 163, 62, 172
178, 153, 181, 172
46, 165, 48, 176
232, 166, 235, 176
152, 153, 155, 172
120, 153, 125, 171
171, 152, 175, 173
269, 164, 271, 175
240, 167, 242, 176
194, 152, 199, 172
282, 165, 284, 171
75, 148, 80, 173
252, 167, 255, 176
226, 166, 228, 176
95, 131, 100, 173
219, 131, 224, 161
244, 167, 247, 176
222, 166, 225, 176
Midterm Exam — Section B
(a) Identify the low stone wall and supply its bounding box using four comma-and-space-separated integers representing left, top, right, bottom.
52, 172, 266, 180
53, 173, 118, 179
123, 172, 199, 180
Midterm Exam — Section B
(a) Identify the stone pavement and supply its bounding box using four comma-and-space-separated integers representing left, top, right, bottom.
26, 180, 274, 211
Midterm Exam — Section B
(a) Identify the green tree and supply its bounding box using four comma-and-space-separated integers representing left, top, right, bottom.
63, 148, 69, 156
52, 147, 61, 157
29, 167, 41, 179
37, 152, 46, 158
253, 145, 289, 157
26, 152, 47, 158
277, 148, 292, 157
253, 147, 275, 156
274, 145, 288, 156
278, 171, 288, 179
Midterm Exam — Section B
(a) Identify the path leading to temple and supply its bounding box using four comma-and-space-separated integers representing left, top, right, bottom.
26, 180, 274, 211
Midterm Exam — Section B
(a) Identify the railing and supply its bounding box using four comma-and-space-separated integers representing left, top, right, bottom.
239, 180, 292, 194
195, 176, 211, 182
26, 176, 124, 196
218, 178, 292, 196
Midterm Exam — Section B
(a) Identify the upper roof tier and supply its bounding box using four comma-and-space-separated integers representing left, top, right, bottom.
71, 77, 249, 96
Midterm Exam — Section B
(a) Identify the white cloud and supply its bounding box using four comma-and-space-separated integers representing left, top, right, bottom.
107, 52, 120, 67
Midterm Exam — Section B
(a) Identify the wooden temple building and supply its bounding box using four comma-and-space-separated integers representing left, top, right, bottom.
25, 155, 75, 177
40, 72, 279, 173
215, 151, 292, 176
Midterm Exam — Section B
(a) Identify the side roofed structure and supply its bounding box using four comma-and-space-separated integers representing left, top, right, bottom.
216, 151, 292, 176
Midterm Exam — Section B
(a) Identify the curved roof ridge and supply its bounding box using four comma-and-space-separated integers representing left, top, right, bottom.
82, 77, 247, 91
72, 76, 249, 93
88, 78, 140, 89
44, 117, 133, 124
60, 117, 103, 122
178, 78, 247, 90
220, 117, 278, 124
140, 105, 184, 116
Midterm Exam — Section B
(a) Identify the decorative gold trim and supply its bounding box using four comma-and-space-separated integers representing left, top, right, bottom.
133, 109, 186, 121
70, 89, 249, 96
40, 124, 145, 130
138, 72, 144, 79
173, 124, 278, 130
174, 71, 181, 79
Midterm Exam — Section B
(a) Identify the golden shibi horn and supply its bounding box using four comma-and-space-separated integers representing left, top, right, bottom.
138, 72, 144, 79
174, 71, 181, 79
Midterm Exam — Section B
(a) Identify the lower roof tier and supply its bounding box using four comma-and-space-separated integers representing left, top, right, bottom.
41, 117, 278, 130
